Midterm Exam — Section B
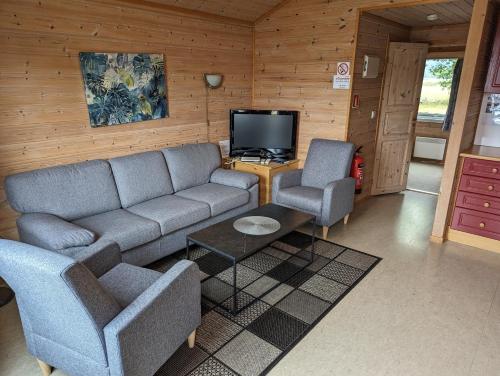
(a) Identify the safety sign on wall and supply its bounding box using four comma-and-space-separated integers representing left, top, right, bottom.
333, 62, 351, 90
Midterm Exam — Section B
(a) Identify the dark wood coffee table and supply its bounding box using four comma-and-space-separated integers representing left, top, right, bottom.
186, 204, 316, 312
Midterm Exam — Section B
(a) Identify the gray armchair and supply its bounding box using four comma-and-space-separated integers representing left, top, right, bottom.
0, 239, 201, 376
273, 139, 356, 238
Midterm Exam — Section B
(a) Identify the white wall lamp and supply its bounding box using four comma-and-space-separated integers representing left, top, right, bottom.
203, 73, 224, 142
204, 73, 223, 89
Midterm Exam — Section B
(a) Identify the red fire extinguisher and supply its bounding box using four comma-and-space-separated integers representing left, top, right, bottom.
351, 146, 364, 194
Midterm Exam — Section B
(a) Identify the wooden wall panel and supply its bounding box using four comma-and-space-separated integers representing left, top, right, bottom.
347, 14, 410, 201
410, 23, 469, 53
252, 0, 459, 166
0, 0, 253, 239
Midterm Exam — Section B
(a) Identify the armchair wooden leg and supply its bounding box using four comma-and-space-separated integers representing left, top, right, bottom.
344, 214, 350, 225
187, 329, 196, 349
36, 359, 52, 376
322, 226, 329, 239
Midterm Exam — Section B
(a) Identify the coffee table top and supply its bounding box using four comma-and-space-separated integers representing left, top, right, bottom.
187, 204, 315, 261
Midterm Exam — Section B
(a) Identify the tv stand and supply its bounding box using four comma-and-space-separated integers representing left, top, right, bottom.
232, 159, 300, 205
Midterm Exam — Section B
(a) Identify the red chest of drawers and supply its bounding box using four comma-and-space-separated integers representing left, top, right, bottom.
451, 157, 500, 242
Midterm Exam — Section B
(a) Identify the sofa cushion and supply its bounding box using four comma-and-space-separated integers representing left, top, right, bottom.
175, 183, 249, 216
99, 263, 162, 307
210, 168, 259, 189
163, 143, 221, 192
5, 160, 121, 221
301, 139, 355, 189
109, 151, 174, 208
127, 195, 211, 235
276, 186, 323, 215
73, 209, 161, 252
17, 213, 96, 251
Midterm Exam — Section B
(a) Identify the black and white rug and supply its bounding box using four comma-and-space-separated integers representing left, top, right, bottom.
151, 231, 381, 376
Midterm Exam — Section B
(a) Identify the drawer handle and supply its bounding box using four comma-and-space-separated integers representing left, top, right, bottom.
493, 168, 498, 174
484, 202, 491, 208
479, 222, 486, 229
488, 185, 494, 191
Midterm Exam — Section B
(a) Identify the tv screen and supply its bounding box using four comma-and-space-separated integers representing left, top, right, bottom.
230, 110, 298, 159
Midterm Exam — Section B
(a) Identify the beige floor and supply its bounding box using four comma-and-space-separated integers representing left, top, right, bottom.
407, 161, 444, 194
2, 191, 500, 376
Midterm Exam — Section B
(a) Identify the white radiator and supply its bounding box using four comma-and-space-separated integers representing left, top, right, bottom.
413, 137, 446, 160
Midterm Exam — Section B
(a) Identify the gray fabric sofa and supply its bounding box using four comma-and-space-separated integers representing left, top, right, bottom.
5, 143, 259, 267
0, 239, 200, 376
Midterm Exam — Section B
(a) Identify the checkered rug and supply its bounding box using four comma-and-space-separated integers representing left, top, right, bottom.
152, 231, 381, 376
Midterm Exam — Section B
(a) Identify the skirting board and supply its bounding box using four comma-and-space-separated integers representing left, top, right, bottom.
447, 228, 500, 253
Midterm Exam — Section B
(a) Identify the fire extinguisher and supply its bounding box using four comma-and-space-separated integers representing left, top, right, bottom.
351, 146, 364, 194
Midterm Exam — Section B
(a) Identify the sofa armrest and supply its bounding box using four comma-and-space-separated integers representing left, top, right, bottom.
272, 169, 303, 203
103, 260, 201, 376
65, 239, 121, 278
321, 177, 355, 226
210, 168, 259, 189
17, 213, 96, 251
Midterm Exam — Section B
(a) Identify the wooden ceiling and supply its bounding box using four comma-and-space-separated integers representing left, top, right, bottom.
368, 0, 473, 27
144, 0, 283, 22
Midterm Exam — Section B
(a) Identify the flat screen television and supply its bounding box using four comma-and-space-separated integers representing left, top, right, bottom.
230, 109, 298, 161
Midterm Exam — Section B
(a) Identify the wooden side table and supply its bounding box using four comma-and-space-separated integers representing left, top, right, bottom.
232, 159, 300, 206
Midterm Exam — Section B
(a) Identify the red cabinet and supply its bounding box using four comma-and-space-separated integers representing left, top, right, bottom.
485, 15, 500, 93
451, 157, 500, 241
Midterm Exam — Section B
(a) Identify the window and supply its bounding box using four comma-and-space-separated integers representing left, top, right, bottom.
417, 58, 458, 122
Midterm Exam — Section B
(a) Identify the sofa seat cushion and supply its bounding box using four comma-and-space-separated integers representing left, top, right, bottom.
127, 195, 211, 236
99, 263, 162, 307
276, 186, 323, 216
175, 183, 250, 216
73, 209, 161, 252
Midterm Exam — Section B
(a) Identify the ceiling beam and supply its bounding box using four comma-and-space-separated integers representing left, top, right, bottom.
110, 0, 253, 27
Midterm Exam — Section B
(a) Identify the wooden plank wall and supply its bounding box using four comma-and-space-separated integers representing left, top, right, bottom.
0, 0, 253, 239
347, 14, 410, 201
252, 0, 457, 165
410, 23, 470, 54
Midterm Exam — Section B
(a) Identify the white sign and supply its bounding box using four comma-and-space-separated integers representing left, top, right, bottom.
333, 61, 351, 90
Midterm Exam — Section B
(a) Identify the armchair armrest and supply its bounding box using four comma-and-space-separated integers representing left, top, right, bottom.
210, 168, 259, 189
272, 169, 303, 203
104, 260, 201, 376
66, 239, 121, 278
16, 213, 96, 251
321, 177, 355, 227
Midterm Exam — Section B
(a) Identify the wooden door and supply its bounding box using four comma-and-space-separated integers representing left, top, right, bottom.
485, 14, 500, 93
371, 42, 428, 195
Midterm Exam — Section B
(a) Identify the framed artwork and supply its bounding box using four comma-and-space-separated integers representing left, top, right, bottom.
79, 52, 168, 127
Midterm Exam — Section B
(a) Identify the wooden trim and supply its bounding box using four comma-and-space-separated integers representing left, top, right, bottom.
428, 51, 465, 59
359, 12, 412, 30
252, 25, 256, 107
109, 0, 253, 26
460, 146, 500, 162
430, 234, 445, 243
447, 228, 500, 253
361, 0, 461, 13
37, 359, 52, 376
431, 0, 491, 239
254, 0, 292, 24
188, 330, 196, 348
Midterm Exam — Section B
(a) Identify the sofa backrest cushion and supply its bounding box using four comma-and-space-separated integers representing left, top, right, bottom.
163, 143, 221, 192
5, 160, 121, 221
109, 151, 174, 208
301, 139, 355, 189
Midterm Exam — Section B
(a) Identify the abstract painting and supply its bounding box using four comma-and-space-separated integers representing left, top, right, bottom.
79, 52, 168, 127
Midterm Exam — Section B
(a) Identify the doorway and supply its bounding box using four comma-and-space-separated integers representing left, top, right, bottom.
348, 1, 472, 202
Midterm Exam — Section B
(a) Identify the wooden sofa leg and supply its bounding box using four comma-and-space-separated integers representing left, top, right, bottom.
36, 359, 52, 376
188, 329, 196, 349
344, 214, 350, 224
322, 226, 329, 239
